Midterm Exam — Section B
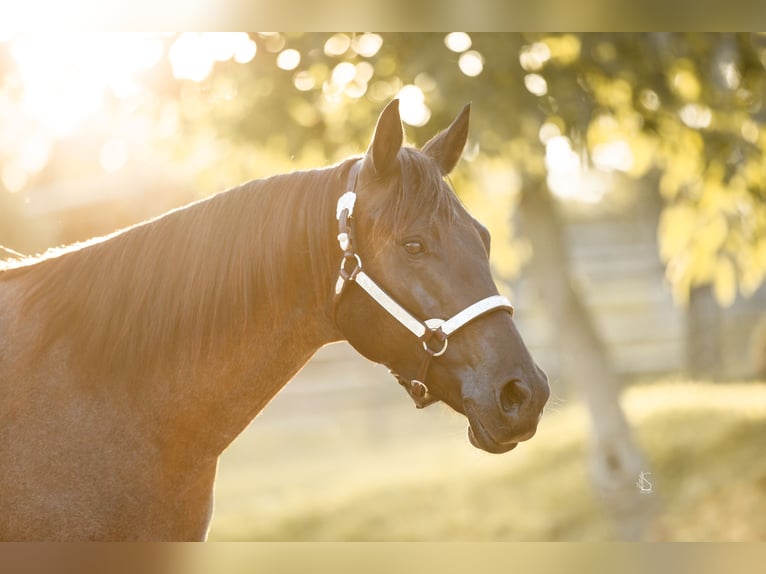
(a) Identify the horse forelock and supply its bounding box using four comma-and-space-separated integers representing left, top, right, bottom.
370, 147, 463, 245
0, 161, 352, 382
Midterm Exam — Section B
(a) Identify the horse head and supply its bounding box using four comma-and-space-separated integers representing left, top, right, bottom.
334, 100, 549, 454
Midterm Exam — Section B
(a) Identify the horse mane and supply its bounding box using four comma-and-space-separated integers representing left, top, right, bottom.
0, 147, 462, 381
373, 147, 461, 240
1, 160, 355, 379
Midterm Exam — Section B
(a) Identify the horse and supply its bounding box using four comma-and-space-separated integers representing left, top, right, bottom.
0, 100, 549, 541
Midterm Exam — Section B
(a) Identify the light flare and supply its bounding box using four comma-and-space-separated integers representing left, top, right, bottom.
10, 33, 164, 137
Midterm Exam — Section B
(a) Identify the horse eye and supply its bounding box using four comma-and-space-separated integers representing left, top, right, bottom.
404, 240, 424, 255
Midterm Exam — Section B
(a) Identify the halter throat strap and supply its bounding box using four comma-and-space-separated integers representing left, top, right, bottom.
333, 159, 514, 407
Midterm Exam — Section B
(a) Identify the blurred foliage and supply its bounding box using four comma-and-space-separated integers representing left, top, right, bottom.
2, 33, 766, 305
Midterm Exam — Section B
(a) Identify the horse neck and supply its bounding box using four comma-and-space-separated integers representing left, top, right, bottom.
8, 165, 348, 462
141, 169, 348, 458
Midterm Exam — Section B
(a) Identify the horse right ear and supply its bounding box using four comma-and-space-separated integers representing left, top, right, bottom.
366, 99, 403, 176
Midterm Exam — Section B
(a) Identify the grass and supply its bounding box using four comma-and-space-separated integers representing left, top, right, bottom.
208, 379, 766, 541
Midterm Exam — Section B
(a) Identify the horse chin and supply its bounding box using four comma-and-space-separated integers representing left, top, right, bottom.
466, 420, 518, 454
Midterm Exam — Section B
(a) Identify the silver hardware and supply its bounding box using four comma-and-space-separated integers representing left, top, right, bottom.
333, 159, 515, 407
422, 318, 448, 357
422, 338, 448, 357
410, 380, 429, 398
335, 253, 362, 294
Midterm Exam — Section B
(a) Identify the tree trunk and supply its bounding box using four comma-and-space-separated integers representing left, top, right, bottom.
517, 177, 658, 540
687, 284, 722, 380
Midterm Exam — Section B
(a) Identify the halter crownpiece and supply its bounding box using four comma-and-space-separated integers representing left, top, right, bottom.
333, 159, 514, 408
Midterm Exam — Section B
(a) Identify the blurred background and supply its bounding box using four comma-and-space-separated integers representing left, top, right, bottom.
1, 32, 765, 541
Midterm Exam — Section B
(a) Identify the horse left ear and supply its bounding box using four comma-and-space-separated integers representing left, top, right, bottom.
367, 99, 404, 176
421, 103, 471, 175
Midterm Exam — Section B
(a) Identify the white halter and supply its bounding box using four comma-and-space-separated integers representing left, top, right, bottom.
333, 160, 514, 407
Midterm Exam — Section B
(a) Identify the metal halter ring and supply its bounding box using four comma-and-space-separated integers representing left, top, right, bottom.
422, 318, 448, 357
339, 252, 362, 280
409, 380, 429, 398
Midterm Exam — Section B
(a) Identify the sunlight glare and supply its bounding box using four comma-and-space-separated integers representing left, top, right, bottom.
169, 33, 214, 82
204, 32, 242, 62
11, 34, 165, 137
19, 133, 51, 174
99, 139, 129, 173
169, 33, 255, 81
1, 161, 27, 193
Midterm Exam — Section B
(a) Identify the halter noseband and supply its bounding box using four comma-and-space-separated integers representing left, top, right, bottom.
333, 159, 514, 408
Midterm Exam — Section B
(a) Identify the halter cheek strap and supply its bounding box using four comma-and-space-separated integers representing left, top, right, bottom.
333, 159, 514, 408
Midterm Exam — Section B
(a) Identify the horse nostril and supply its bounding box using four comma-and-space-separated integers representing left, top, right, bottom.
499, 379, 530, 415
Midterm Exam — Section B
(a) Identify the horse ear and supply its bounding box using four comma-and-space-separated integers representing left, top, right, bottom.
422, 103, 471, 175
366, 99, 403, 176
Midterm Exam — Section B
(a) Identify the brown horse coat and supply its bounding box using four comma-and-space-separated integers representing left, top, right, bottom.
0, 101, 548, 540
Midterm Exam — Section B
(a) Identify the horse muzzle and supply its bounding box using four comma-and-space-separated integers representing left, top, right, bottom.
462, 371, 550, 454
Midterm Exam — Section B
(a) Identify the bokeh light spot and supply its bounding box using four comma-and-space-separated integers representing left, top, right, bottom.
277, 49, 301, 71
396, 85, 430, 127
524, 73, 548, 96
520, 42, 551, 71
331, 62, 356, 87
458, 51, 484, 77
324, 34, 351, 57
680, 103, 712, 129
444, 32, 472, 53
352, 34, 383, 58
293, 70, 315, 92
233, 35, 257, 64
